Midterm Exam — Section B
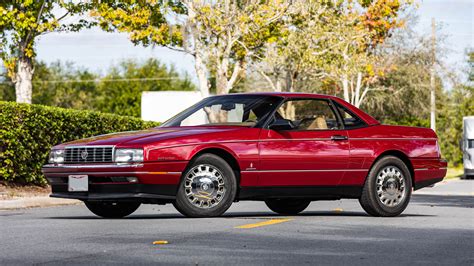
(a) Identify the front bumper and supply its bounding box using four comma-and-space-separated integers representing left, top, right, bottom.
50, 184, 177, 202
42, 162, 187, 201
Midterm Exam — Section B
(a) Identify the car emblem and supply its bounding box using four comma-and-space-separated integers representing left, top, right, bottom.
81, 150, 88, 159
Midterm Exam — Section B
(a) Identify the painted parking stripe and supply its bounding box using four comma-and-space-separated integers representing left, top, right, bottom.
235, 218, 292, 229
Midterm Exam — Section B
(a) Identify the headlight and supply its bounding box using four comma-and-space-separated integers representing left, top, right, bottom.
49, 149, 65, 164
114, 149, 144, 163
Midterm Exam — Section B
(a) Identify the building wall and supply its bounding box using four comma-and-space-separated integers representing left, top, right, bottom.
141, 91, 203, 122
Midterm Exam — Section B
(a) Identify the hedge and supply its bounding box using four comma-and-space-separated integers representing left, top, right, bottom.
0, 101, 160, 185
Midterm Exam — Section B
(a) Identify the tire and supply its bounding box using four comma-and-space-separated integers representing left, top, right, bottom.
359, 156, 412, 217
265, 199, 310, 215
173, 154, 237, 218
84, 201, 141, 218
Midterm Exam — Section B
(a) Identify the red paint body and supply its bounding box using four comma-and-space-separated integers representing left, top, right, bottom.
42, 93, 447, 200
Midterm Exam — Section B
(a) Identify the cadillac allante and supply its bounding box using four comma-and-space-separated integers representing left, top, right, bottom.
42, 93, 447, 218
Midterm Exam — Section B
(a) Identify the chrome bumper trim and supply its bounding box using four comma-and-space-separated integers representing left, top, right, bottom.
43, 163, 144, 169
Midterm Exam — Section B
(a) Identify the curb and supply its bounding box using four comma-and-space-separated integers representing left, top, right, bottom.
0, 196, 81, 211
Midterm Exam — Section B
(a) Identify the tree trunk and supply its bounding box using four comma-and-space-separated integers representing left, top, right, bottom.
215, 61, 228, 95
194, 51, 210, 98
354, 72, 362, 107
15, 58, 33, 104
183, 1, 209, 98
342, 74, 350, 104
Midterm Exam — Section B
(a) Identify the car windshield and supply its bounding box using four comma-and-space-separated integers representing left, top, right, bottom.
161, 95, 282, 127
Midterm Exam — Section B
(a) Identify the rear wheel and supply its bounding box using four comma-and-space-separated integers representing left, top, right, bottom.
173, 154, 237, 218
84, 201, 141, 218
359, 156, 412, 217
265, 199, 310, 215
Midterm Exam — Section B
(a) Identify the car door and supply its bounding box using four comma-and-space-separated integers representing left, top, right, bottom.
257, 98, 350, 186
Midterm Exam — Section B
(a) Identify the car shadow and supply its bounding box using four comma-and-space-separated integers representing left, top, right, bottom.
46, 193, 473, 220
47, 210, 434, 220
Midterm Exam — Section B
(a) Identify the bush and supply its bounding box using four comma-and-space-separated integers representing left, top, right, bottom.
0, 101, 160, 185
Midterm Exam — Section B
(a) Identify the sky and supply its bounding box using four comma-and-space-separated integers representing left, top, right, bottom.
31, 0, 473, 85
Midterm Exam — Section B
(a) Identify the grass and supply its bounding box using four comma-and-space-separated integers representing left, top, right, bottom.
445, 167, 464, 179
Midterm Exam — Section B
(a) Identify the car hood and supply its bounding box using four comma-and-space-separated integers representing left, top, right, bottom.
55, 126, 249, 148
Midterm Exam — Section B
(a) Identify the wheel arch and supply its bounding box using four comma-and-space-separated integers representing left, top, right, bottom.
185, 147, 242, 198
370, 150, 415, 185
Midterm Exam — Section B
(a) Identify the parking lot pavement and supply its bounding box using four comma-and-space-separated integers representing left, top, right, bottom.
413, 178, 474, 196
1, 180, 473, 265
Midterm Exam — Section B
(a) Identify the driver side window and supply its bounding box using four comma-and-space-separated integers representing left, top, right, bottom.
276, 99, 341, 130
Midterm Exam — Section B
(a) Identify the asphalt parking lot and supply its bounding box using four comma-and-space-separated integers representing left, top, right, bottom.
1, 179, 473, 265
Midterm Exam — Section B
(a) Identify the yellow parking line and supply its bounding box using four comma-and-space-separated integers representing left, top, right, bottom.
152, 240, 168, 245
235, 218, 292, 229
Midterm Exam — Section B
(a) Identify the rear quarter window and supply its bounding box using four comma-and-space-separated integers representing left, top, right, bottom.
334, 102, 367, 129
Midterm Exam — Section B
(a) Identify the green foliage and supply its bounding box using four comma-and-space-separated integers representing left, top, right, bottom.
437, 85, 474, 167
0, 101, 159, 185
92, 1, 184, 47
32, 61, 98, 109
0, 1, 94, 79
0, 58, 195, 116
383, 117, 430, 128
93, 58, 195, 117
381, 85, 474, 167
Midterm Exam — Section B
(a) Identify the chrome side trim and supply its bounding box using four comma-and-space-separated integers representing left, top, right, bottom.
259, 138, 332, 141
414, 167, 447, 171
241, 169, 369, 173
44, 171, 181, 175
43, 163, 143, 169
149, 137, 438, 151
351, 138, 438, 141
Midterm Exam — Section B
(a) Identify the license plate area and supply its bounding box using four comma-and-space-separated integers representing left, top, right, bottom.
68, 175, 88, 192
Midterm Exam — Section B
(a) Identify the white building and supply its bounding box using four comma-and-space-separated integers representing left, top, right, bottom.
141, 91, 203, 123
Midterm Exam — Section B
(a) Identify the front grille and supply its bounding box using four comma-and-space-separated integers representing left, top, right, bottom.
64, 146, 114, 163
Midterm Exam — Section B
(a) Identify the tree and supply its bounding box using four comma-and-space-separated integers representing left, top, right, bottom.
92, 0, 288, 96
0, 1, 93, 103
1, 58, 195, 117
93, 58, 195, 117
437, 85, 474, 166
31, 61, 98, 110
256, 0, 412, 107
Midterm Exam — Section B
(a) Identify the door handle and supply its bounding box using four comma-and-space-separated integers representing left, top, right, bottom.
331, 135, 348, 141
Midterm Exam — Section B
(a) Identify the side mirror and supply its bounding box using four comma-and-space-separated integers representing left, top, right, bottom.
269, 119, 294, 131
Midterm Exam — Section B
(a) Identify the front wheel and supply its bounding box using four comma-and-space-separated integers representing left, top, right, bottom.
84, 201, 141, 218
173, 154, 237, 218
265, 199, 311, 215
359, 156, 412, 217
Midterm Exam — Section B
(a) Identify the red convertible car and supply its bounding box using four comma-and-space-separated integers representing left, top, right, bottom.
43, 93, 447, 218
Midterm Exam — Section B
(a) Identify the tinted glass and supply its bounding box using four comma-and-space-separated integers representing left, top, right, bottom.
161, 95, 281, 127
335, 102, 366, 129
275, 99, 340, 130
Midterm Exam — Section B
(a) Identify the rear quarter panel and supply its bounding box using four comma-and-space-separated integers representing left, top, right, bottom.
345, 124, 445, 185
